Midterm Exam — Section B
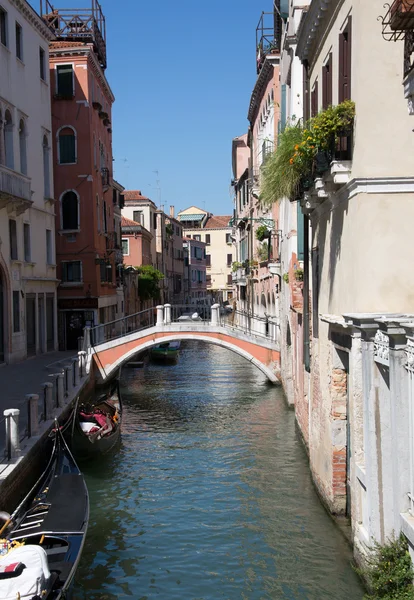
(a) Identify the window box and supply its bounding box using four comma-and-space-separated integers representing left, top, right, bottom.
92, 101, 102, 111
99, 111, 108, 120
103, 118, 111, 126
330, 160, 352, 185
390, 0, 414, 30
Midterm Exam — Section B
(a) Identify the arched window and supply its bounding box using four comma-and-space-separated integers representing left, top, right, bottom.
61, 190, 79, 230
4, 110, 14, 170
19, 119, 27, 175
58, 126, 76, 164
43, 135, 50, 198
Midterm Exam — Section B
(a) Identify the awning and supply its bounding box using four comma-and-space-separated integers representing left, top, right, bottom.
178, 214, 204, 222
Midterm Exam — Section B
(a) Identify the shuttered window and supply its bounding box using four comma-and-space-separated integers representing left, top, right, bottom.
57, 64, 74, 97
339, 17, 352, 103
311, 79, 318, 118
205, 234, 211, 245
322, 53, 333, 110
62, 261, 82, 282
59, 128, 76, 164
227, 254, 232, 267
303, 64, 310, 122
206, 254, 211, 267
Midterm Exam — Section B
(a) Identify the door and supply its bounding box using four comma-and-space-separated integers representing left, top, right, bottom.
26, 295, 36, 356
38, 294, 45, 354
46, 295, 54, 351
0, 274, 4, 362
66, 311, 84, 350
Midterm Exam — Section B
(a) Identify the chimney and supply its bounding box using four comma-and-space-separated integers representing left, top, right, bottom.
170, 205, 175, 218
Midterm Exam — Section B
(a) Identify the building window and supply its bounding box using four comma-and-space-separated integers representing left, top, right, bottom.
100, 261, 112, 283
226, 233, 232, 244
133, 210, 143, 225
227, 274, 232, 285
103, 201, 107, 233
43, 135, 50, 198
46, 229, 53, 264
339, 17, 352, 103
15, 22, 22, 59
39, 46, 46, 81
19, 119, 27, 175
227, 253, 232, 267
9, 219, 17, 260
0, 7, 7, 47
12, 291, 20, 332
122, 238, 129, 256
62, 261, 82, 283
58, 126, 76, 164
311, 79, 318, 118
205, 234, 210, 245
61, 190, 79, 230
4, 109, 13, 170
56, 64, 74, 97
193, 234, 201, 241
322, 53, 333, 110
206, 254, 211, 267
93, 133, 97, 168
23, 223, 30, 262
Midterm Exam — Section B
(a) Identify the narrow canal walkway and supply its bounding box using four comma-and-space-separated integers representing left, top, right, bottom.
74, 341, 365, 600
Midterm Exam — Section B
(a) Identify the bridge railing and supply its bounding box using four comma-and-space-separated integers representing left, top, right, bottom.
171, 304, 212, 323
91, 307, 156, 345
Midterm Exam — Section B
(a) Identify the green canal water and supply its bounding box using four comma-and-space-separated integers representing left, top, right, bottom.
73, 340, 364, 600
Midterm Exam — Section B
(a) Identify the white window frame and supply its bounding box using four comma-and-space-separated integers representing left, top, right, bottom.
122, 238, 130, 256
0, 6, 8, 48
56, 124, 77, 165
55, 62, 75, 96
15, 21, 22, 61
39, 46, 46, 82
59, 188, 80, 232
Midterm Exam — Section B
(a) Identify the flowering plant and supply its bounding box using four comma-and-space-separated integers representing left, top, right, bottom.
261, 100, 355, 205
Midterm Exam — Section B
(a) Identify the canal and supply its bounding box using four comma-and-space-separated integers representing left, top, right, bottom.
73, 340, 365, 600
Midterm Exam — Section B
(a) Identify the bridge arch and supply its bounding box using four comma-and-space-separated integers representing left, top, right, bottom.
92, 330, 280, 385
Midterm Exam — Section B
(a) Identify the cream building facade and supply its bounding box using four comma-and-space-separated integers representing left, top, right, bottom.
0, 0, 57, 362
177, 206, 233, 304
291, 0, 414, 564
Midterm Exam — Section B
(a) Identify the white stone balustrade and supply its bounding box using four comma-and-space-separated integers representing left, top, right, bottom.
3, 409, 20, 459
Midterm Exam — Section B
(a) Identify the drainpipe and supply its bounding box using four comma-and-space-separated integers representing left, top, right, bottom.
303, 215, 310, 372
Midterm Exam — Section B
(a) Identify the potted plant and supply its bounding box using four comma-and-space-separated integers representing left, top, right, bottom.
390, 0, 414, 30
231, 261, 243, 272
256, 225, 271, 242
294, 268, 304, 281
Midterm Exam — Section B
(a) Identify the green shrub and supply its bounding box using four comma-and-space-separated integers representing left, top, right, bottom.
357, 534, 414, 600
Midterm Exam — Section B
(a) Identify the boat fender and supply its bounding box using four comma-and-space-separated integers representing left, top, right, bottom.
0, 512, 11, 524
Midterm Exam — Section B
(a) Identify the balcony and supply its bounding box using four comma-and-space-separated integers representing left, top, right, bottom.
40, 0, 107, 69
256, 10, 282, 74
0, 164, 32, 215
380, 0, 414, 41
232, 268, 247, 286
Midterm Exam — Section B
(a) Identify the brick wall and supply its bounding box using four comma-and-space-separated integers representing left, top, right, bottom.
331, 367, 348, 511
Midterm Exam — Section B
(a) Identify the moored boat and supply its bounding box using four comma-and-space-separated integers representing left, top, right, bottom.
0, 424, 88, 599
65, 379, 122, 460
149, 341, 181, 363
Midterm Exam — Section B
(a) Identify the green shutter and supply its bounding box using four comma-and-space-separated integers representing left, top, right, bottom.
280, 0, 289, 19
59, 134, 75, 164
281, 84, 287, 132
57, 65, 74, 97
297, 203, 304, 261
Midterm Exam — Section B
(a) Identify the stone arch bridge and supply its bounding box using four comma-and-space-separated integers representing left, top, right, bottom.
85, 304, 281, 384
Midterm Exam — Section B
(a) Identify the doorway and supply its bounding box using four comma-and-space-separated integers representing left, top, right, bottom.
66, 311, 84, 350
26, 295, 36, 356
46, 295, 54, 351
38, 294, 45, 354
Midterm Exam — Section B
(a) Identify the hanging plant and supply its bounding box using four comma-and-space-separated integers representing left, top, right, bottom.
256, 225, 271, 242
261, 100, 355, 206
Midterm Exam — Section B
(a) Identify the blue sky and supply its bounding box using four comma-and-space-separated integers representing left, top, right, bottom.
32, 0, 272, 215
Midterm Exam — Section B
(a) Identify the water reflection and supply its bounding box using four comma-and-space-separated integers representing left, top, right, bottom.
73, 341, 364, 600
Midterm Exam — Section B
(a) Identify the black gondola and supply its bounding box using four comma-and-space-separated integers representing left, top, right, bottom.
0, 424, 89, 599
65, 379, 122, 460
